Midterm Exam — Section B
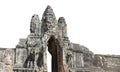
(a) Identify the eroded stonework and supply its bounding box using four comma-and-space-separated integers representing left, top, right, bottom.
0, 5, 120, 72
0, 49, 13, 72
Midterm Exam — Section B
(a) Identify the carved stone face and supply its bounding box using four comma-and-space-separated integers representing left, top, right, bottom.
42, 16, 55, 33
41, 6, 57, 34
30, 23, 36, 33
30, 14, 41, 34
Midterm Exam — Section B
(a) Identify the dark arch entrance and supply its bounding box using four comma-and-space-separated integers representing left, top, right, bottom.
47, 35, 65, 72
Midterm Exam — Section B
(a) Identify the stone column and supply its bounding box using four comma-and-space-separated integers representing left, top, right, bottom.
73, 52, 76, 68
43, 45, 47, 72
80, 53, 84, 67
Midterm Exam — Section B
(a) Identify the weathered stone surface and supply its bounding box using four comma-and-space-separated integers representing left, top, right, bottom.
16, 38, 27, 48
1, 5, 120, 72
41, 5, 57, 35
0, 49, 13, 72
30, 14, 41, 34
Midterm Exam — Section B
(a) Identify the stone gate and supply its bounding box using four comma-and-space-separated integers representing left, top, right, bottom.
0, 5, 120, 72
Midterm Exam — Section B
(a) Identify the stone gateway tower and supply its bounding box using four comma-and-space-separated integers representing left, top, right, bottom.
1, 5, 120, 72
15, 5, 70, 72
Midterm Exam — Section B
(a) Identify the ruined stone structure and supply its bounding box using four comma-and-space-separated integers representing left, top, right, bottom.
0, 5, 120, 72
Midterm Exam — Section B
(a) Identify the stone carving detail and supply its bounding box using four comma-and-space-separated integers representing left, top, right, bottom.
58, 17, 67, 37
66, 51, 72, 67
76, 53, 83, 68
16, 39, 27, 48
37, 47, 44, 70
25, 49, 36, 68
93, 55, 107, 68
1, 5, 120, 72
0, 49, 13, 72
41, 5, 57, 34
30, 14, 41, 34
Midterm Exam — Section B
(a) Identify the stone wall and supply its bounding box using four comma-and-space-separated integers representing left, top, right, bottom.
14, 48, 27, 68
104, 55, 120, 68
1, 5, 120, 72
0, 48, 13, 72
92, 54, 120, 72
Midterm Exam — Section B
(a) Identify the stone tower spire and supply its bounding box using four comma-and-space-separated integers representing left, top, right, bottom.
41, 5, 57, 34
58, 17, 67, 37
30, 14, 41, 34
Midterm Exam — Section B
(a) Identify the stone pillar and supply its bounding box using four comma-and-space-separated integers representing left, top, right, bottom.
43, 45, 47, 72
73, 52, 76, 68
80, 53, 84, 67
14, 48, 27, 68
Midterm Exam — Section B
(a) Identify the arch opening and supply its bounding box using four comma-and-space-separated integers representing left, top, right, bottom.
47, 35, 65, 72
47, 49, 52, 72
47, 35, 58, 72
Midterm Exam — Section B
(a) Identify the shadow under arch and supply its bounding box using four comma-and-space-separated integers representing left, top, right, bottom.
47, 35, 65, 72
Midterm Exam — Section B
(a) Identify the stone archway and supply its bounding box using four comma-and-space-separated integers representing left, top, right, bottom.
47, 35, 65, 72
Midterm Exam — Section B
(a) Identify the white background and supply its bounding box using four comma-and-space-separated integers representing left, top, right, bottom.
0, 0, 120, 72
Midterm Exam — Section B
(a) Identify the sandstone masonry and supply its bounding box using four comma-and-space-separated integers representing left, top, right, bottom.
0, 5, 120, 72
